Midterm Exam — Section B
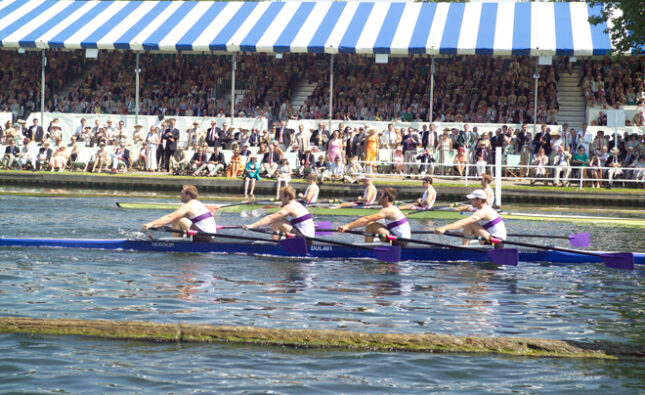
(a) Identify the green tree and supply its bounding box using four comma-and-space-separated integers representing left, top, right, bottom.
587, 0, 645, 53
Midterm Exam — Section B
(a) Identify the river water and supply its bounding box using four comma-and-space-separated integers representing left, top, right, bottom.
0, 195, 644, 393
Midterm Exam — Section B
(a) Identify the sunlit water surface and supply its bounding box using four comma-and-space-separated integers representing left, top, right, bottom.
0, 195, 644, 393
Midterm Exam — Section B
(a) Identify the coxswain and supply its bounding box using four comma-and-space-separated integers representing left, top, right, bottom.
334, 175, 377, 208
399, 176, 436, 210
142, 185, 217, 241
244, 186, 315, 240
434, 189, 506, 246
298, 173, 320, 204
337, 187, 410, 246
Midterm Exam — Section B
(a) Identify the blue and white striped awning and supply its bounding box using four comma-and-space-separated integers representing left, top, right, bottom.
0, 1, 630, 56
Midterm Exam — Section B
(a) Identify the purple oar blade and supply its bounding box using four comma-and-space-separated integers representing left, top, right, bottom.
569, 233, 590, 247
315, 221, 333, 236
279, 237, 308, 256
487, 248, 519, 266
374, 246, 401, 263
601, 252, 634, 270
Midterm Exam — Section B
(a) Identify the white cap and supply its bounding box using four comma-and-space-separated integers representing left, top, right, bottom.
466, 189, 487, 200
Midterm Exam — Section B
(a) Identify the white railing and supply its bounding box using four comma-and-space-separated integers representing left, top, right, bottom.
355, 159, 645, 189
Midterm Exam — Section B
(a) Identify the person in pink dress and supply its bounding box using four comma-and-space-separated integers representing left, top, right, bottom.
327, 130, 343, 163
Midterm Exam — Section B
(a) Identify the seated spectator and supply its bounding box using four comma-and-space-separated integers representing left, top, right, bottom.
588, 154, 603, 188
86, 142, 109, 173
570, 146, 588, 179
313, 155, 329, 181
2, 139, 20, 169
551, 145, 571, 187
453, 146, 467, 176
261, 144, 281, 178
343, 156, 364, 183
392, 146, 404, 174
298, 147, 315, 177
633, 156, 645, 182
191, 146, 210, 175
110, 142, 131, 173
275, 158, 291, 199
530, 147, 549, 185
228, 149, 243, 177
416, 148, 435, 176
170, 148, 190, 174
606, 147, 623, 188
328, 156, 345, 182
36, 141, 53, 171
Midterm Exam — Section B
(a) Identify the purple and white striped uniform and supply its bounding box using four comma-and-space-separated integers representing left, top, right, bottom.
386, 216, 411, 238
289, 202, 315, 237
478, 216, 506, 240
187, 201, 217, 234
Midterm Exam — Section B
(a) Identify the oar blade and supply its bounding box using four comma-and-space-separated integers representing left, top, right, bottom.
315, 222, 334, 236
373, 246, 401, 263
488, 248, 519, 266
568, 233, 590, 247
601, 252, 634, 270
279, 237, 308, 256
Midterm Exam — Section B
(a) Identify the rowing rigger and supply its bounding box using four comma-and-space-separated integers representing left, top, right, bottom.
115, 202, 645, 227
1, 237, 644, 266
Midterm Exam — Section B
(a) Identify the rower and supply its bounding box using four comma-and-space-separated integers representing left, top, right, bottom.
244, 186, 315, 240
399, 176, 436, 210
298, 173, 319, 204
452, 174, 494, 211
435, 189, 506, 247
334, 175, 377, 208
142, 185, 217, 241
337, 187, 410, 246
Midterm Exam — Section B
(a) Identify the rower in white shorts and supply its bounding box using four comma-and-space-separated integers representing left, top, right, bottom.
244, 186, 315, 240
337, 187, 410, 246
399, 176, 436, 210
434, 189, 506, 246
142, 184, 217, 241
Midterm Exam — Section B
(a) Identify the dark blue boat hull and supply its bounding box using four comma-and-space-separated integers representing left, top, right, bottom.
1, 237, 643, 266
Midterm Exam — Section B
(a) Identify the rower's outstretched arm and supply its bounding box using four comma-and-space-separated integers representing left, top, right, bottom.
436, 214, 480, 233
143, 207, 189, 230
245, 208, 288, 230
338, 212, 386, 232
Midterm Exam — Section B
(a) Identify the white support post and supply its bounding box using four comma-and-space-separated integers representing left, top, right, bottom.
41, 50, 46, 127
495, 146, 502, 208
532, 60, 539, 135
231, 53, 236, 126
135, 52, 140, 125
429, 56, 434, 123
329, 54, 333, 129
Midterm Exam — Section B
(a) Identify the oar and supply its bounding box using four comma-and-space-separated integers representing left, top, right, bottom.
219, 222, 333, 234
405, 201, 470, 216
438, 231, 633, 270
316, 229, 518, 266
506, 232, 590, 247
411, 230, 590, 247
150, 226, 308, 256
246, 229, 401, 263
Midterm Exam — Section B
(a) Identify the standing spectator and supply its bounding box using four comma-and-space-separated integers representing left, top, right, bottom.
437, 128, 453, 175
327, 130, 343, 163
162, 119, 180, 172
402, 127, 420, 176
576, 123, 593, 155
243, 156, 260, 198
145, 126, 159, 171
364, 128, 379, 174
275, 158, 291, 198
205, 120, 220, 147
27, 118, 42, 142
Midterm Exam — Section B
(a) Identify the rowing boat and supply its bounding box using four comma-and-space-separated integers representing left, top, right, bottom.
2, 237, 643, 265
115, 202, 645, 227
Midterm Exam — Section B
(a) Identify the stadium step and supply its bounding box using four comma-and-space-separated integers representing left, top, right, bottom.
290, 80, 319, 112
557, 63, 586, 130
